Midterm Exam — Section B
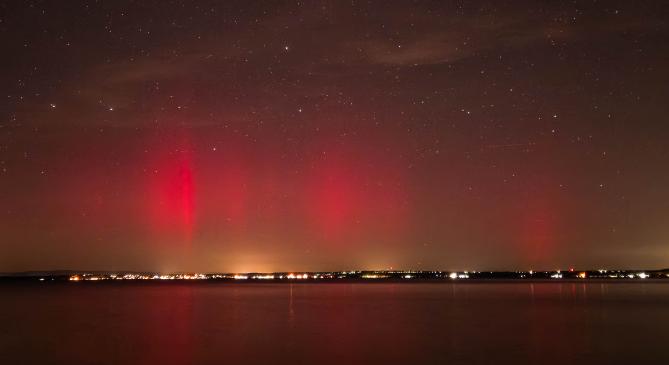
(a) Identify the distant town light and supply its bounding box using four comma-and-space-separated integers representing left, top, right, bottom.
253, 275, 274, 280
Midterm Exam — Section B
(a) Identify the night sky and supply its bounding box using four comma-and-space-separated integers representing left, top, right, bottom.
2, 1, 669, 272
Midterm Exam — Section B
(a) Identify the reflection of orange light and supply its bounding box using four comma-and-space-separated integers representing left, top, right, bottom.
578, 272, 587, 279
69, 275, 81, 281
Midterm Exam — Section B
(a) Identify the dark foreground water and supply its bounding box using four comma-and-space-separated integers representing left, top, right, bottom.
1, 282, 668, 365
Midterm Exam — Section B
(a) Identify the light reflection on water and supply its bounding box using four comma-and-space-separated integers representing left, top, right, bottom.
1, 282, 668, 365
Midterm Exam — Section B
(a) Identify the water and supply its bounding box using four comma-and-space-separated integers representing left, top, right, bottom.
1, 282, 668, 364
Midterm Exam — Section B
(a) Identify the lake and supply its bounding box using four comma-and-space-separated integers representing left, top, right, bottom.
1, 282, 668, 364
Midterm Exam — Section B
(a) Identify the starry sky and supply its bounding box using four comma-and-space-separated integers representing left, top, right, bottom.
1, 1, 669, 272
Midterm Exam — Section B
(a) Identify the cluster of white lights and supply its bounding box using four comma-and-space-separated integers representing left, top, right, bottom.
449, 272, 469, 279
604, 272, 650, 279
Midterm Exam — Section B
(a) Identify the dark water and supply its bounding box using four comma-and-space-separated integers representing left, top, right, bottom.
1, 282, 668, 365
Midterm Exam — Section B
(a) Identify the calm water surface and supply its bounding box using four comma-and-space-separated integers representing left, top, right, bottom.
1, 282, 668, 364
